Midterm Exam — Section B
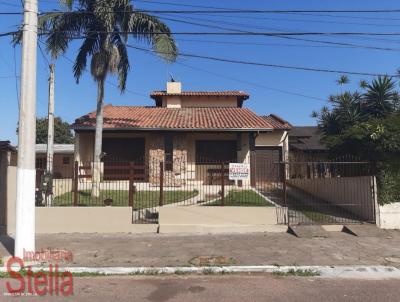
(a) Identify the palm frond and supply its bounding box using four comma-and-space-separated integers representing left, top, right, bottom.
112, 33, 130, 92
73, 34, 99, 82
127, 11, 177, 62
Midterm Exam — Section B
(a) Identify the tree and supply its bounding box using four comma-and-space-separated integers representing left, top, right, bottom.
363, 75, 398, 118
35, 117, 74, 144
313, 76, 400, 204
38, 0, 178, 197
17, 117, 74, 144
336, 74, 350, 86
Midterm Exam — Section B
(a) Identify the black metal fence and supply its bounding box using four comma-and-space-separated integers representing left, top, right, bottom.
35, 156, 377, 225
36, 156, 282, 224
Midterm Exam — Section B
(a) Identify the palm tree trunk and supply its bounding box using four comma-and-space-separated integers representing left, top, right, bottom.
91, 79, 105, 198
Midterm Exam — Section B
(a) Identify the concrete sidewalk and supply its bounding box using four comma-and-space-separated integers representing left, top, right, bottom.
1, 230, 400, 267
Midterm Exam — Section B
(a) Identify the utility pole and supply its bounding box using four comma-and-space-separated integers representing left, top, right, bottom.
46, 64, 55, 174
45, 64, 55, 207
15, 0, 38, 258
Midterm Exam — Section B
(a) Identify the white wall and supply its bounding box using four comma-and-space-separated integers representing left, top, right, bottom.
378, 203, 400, 229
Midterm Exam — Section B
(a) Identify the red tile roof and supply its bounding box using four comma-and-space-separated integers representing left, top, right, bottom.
72, 105, 275, 131
261, 114, 292, 130
150, 91, 249, 99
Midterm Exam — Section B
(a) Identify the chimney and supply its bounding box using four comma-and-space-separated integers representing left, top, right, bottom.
167, 81, 182, 94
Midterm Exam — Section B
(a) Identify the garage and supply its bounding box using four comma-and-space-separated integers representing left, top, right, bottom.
250, 147, 283, 184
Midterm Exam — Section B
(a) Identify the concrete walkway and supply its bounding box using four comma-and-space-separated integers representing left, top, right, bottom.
1, 230, 400, 267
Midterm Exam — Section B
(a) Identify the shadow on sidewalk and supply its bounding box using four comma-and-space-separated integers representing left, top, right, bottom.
0, 235, 14, 255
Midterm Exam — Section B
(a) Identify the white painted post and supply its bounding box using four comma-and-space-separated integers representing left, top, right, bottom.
15, 0, 38, 258
46, 64, 55, 174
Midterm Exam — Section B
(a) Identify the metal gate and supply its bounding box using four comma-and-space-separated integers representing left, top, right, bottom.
284, 161, 376, 225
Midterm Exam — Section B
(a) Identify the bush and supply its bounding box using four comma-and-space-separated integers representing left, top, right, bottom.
377, 165, 400, 205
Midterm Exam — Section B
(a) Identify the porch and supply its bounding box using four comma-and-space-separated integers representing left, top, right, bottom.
74, 131, 259, 186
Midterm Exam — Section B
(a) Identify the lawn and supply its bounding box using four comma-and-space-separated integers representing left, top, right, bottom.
53, 190, 198, 208
301, 210, 333, 222
204, 190, 274, 207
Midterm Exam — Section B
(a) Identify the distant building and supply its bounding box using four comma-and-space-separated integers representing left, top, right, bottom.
288, 126, 328, 178
35, 144, 74, 178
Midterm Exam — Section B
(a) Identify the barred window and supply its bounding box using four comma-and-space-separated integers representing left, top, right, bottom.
196, 140, 237, 164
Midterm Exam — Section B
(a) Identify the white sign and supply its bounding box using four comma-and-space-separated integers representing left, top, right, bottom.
229, 163, 250, 180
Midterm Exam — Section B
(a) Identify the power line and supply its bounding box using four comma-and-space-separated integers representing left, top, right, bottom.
173, 37, 400, 51
126, 43, 397, 77
138, 0, 400, 28
176, 60, 326, 102
6, 8, 400, 16
40, 9, 400, 14
50, 41, 147, 98
27, 30, 400, 37
157, 15, 400, 52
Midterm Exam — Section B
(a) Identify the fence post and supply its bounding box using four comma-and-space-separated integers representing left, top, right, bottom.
221, 162, 225, 206
159, 161, 164, 207
129, 162, 134, 207
73, 161, 78, 206
282, 162, 287, 207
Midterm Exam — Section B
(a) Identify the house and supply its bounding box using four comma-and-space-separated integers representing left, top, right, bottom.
0, 141, 16, 233
71, 81, 291, 185
289, 126, 329, 178
35, 144, 74, 178
289, 126, 328, 162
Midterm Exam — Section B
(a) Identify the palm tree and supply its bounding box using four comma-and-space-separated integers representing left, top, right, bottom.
40, 0, 178, 197
336, 75, 349, 86
359, 80, 368, 89
363, 76, 397, 118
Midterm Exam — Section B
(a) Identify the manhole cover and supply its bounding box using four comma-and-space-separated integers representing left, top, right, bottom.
189, 256, 235, 266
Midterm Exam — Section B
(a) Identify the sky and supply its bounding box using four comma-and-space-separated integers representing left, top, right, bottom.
1, 0, 400, 144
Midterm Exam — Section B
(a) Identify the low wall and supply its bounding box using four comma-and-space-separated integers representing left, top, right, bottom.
377, 203, 400, 229
159, 206, 287, 233
35, 207, 157, 234
287, 176, 375, 222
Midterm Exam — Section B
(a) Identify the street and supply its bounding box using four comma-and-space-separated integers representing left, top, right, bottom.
1, 274, 400, 302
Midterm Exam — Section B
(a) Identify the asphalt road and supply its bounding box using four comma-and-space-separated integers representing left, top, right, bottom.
1, 274, 400, 302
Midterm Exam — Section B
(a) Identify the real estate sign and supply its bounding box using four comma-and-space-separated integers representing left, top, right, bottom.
229, 163, 250, 180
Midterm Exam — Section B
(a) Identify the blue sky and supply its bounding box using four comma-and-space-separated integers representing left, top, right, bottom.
1, 0, 400, 144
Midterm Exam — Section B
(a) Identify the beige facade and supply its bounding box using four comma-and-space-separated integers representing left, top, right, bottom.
162, 95, 239, 108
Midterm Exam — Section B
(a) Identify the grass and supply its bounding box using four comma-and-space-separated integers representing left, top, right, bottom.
301, 210, 333, 222
53, 190, 198, 208
273, 269, 320, 277
204, 190, 274, 207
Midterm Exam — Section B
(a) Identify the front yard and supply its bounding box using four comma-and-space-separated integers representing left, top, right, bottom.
204, 190, 274, 207
53, 190, 199, 208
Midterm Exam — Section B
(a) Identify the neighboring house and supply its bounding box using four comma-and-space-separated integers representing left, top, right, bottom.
0, 141, 17, 167
35, 144, 74, 178
289, 126, 328, 178
71, 81, 291, 185
0, 141, 16, 233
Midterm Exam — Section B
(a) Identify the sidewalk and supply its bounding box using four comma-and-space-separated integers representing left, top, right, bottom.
2, 229, 400, 267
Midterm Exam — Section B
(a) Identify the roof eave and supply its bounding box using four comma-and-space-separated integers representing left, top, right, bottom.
72, 126, 273, 132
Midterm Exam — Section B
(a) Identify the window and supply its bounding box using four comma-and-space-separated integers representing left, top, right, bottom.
35, 157, 46, 169
196, 140, 237, 164
164, 135, 173, 171
63, 156, 71, 165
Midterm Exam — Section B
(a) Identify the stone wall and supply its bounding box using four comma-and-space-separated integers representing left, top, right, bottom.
148, 134, 187, 187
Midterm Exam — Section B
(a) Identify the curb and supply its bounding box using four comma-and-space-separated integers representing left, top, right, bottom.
1, 265, 400, 279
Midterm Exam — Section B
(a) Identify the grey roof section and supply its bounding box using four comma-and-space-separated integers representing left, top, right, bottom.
35, 144, 74, 154
0, 140, 16, 151
289, 126, 328, 151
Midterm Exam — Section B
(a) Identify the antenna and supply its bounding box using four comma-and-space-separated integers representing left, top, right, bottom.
169, 73, 175, 82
